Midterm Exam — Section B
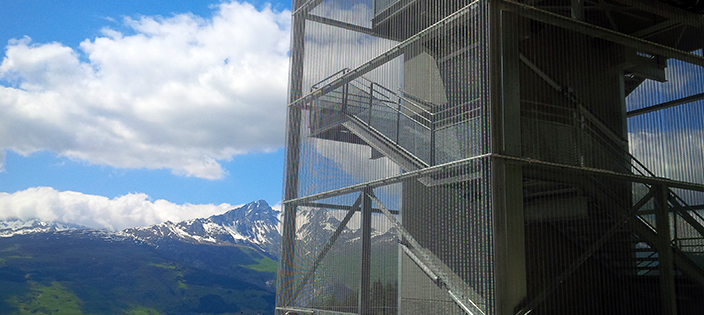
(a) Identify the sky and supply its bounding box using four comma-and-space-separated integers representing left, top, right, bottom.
0, 0, 292, 230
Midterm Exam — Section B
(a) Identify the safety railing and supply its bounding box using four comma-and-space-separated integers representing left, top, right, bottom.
309, 69, 483, 166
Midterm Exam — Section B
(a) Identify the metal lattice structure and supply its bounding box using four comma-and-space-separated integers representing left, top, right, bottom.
276, 0, 704, 314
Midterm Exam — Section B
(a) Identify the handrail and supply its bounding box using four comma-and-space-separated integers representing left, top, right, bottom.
360, 95, 432, 131
395, 94, 434, 122
346, 80, 433, 128
435, 108, 483, 130
354, 75, 439, 117
575, 103, 627, 145
397, 89, 439, 111
311, 68, 487, 131
311, 68, 350, 90
364, 81, 435, 117
434, 98, 482, 116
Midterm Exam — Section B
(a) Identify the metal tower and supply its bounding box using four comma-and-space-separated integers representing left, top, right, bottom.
277, 0, 704, 314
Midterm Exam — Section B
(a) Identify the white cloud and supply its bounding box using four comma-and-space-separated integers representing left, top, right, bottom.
629, 128, 704, 185
302, 0, 401, 92
0, 1, 291, 179
0, 187, 235, 231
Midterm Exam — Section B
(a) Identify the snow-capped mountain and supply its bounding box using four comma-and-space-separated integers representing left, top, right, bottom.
0, 219, 89, 238
0, 199, 396, 260
121, 200, 281, 257
295, 206, 398, 257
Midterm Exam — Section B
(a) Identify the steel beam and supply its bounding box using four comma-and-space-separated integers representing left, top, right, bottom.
276, 306, 357, 315
494, 9, 527, 315
571, 0, 585, 20
608, 0, 704, 31
302, 201, 399, 214
496, 154, 704, 193
627, 92, 704, 117
306, 14, 380, 38
499, 0, 704, 68
291, 0, 326, 16
630, 20, 681, 38
283, 153, 490, 205
283, 152, 704, 206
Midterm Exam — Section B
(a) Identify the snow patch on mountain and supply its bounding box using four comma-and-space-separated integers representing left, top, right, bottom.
0, 199, 282, 258
122, 200, 281, 256
294, 206, 398, 258
0, 219, 89, 238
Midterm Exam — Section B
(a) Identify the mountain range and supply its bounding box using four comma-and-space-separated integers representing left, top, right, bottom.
0, 200, 281, 315
122, 200, 281, 258
0, 199, 399, 314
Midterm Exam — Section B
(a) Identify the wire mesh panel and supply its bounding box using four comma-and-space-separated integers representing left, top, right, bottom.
297, 201, 363, 312
400, 156, 494, 314
508, 0, 704, 314
280, 0, 704, 314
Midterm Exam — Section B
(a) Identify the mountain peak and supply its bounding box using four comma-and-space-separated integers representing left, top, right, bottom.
123, 200, 281, 257
253, 199, 269, 207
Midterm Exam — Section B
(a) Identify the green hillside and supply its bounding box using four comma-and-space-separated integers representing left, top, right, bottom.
0, 233, 276, 315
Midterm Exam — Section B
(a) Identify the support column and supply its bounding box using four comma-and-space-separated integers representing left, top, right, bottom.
359, 188, 373, 314
656, 185, 677, 315
278, 0, 306, 309
493, 161, 526, 315
492, 5, 527, 314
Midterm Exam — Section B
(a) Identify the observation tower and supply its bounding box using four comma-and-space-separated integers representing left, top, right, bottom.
277, 0, 704, 314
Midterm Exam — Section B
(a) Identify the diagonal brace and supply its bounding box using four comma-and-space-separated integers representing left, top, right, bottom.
669, 193, 704, 240
312, 193, 363, 272
367, 191, 486, 315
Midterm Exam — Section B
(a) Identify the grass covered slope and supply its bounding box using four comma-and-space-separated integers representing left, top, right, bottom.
0, 232, 276, 314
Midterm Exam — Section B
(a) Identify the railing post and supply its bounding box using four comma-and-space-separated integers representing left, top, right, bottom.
656, 185, 678, 315
342, 83, 349, 115
430, 120, 436, 166
396, 98, 401, 144
368, 83, 374, 124
571, 99, 582, 166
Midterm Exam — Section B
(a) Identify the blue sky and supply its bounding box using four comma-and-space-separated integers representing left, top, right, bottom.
0, 0, 292, 230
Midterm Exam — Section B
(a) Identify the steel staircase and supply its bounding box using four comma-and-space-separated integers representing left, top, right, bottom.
307, 69, 483, 186
519, 74, 704, 311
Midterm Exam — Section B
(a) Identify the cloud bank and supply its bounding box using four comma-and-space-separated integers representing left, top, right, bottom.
0, 187, 235, 231
0, 1, 290, 179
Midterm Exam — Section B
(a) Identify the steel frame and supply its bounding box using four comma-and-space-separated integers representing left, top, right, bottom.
280, 0, 704, 314
627, 92, 704, 117
499, 0, 704, 67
